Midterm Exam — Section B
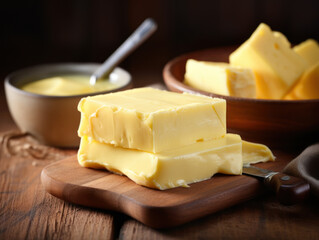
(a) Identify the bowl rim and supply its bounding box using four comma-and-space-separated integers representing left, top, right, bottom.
163, 48, 319, 104
4, 62, 133, 99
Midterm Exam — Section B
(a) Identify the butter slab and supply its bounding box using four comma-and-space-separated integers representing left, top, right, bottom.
78, 87, 226, 153
78, 134, 243, 190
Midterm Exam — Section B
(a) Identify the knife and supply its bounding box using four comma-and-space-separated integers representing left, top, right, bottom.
243, 165, 310, 205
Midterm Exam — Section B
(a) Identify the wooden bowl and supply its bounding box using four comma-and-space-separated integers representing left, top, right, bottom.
163, 48, 319, 149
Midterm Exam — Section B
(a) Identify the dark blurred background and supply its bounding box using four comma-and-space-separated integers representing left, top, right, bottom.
1, 0, 319, 87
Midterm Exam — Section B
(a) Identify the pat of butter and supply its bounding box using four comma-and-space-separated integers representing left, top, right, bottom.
229, 23, 307, 99
184, 59, 256, 98
284, 63, 319, 100
78, 134, 243, 190
293, 39, 319, 67
242, 140, 275, 164
78, 87, 226, 153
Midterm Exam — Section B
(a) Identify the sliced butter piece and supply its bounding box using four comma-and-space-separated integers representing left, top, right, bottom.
229, 23, 307, 99
242, 140, 275, 165
293, 39, 319, 67
78, 134, 243, 190
184, 59, 256, 98
78, 87, 226, 153
284, 62, 319, 100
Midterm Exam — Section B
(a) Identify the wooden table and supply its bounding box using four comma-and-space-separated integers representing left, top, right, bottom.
1, 81, 319, 240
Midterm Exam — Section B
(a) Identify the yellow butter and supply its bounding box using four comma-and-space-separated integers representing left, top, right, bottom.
21, 75, 118, 96
284, 63, 319, 100
229, 23, 307, 99
242, 140, 275, 165
78, 87, 226, 153
293, 39, 319, 67
184, 59, 256, 98
78, 134, 243, 190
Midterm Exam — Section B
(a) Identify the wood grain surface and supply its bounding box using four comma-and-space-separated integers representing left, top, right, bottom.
0, 130, 118, 239
42, 153, 294, 229
1, 70, 319, 239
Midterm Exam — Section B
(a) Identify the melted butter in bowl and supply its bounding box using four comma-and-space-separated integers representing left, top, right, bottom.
21, 75, 119, 96
5, 63, 132, 147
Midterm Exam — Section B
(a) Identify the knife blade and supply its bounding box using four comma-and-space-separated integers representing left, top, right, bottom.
243, 165, 310, 205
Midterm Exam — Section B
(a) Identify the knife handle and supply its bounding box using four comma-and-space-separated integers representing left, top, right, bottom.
264, 173, 310, 205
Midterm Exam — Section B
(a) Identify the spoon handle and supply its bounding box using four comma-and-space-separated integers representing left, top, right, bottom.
90, 18, 157, 85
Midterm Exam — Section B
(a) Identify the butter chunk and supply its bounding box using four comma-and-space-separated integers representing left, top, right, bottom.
284, 63, 319, 100
293, 39, 319, 67
78, 88, 226, 153
242, 140, 275, 165
78, 134, 243, 190
229, 23, 307, 99
184, 59, 256, 98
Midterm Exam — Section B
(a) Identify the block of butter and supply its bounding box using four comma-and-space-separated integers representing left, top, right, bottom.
78, 134, 243, 190
78, 87, 226, 153
229, 23, 307, 99
184, 59, 256, 98
293, 39, 319, 67
77, 88, 275, 190
284, 63, 319, 100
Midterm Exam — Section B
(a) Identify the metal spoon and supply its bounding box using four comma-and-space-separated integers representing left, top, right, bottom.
90, 18, 157, 85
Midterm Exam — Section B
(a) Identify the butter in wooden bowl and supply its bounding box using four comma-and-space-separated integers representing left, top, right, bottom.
184, 23, 319, 100
77, 87, 275, 190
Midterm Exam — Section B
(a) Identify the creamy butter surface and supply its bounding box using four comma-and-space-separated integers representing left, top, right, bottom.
21, 75, 118, 96
184, 59, 256, 98
78, 134, 243, 190
78, 87, 226, 153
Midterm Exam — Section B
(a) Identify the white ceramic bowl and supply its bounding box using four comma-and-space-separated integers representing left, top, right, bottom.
5, 63, 132, 148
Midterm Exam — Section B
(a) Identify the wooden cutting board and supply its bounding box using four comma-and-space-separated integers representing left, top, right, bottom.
41, 151, 293, 229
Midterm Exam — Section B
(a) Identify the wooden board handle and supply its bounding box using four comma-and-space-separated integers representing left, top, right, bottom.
265, 173, 310, 205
